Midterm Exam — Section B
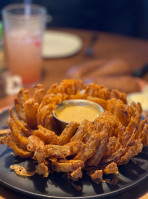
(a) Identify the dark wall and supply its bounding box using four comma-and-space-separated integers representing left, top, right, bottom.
1, 0, 148, 39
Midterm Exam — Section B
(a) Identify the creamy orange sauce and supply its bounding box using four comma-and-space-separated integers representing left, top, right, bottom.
57, 105, 100, 123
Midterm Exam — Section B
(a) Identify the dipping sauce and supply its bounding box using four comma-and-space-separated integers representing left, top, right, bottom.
57, 105, 100, 123
54, 100, 104, 124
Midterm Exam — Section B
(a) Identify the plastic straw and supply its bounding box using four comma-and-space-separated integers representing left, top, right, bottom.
24, 0, 31, 16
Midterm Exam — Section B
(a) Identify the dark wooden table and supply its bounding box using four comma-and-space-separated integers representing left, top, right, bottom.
0, 28, 148, 199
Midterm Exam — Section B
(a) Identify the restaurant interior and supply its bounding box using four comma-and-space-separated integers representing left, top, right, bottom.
0, 0, 148, 38
0, 1, 148, 199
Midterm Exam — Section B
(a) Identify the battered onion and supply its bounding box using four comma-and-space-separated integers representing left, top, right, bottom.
0, 79, 147, 184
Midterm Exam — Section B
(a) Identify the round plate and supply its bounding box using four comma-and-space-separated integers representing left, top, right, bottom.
127, 92, 148, 111
0, 109, 148, 199
42, 31, 82, 58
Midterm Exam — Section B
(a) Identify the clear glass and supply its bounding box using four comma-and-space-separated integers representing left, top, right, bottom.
2, 3, 47, 85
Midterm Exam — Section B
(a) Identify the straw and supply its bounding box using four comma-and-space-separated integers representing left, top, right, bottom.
24, 0, 32, 16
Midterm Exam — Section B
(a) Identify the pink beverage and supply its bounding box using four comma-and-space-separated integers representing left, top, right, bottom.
6, 30, 42, 84
2, 4, 47, 85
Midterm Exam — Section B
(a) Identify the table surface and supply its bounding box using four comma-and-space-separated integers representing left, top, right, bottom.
0, 28, 148, 199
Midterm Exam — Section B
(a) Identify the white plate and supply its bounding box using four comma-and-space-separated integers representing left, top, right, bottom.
42, 31, 82, 58
127, 92, 148, 111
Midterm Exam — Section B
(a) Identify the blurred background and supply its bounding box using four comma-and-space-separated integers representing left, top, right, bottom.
0, 0, 148, 39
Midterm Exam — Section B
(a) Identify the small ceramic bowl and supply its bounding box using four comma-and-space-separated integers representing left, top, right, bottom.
53, 99, 104, 130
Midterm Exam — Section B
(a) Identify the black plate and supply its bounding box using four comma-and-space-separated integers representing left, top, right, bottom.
0, 109, 148, 199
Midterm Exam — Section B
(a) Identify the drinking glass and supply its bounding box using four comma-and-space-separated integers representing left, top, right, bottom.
2, 3, 47, 85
